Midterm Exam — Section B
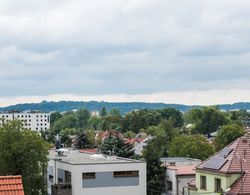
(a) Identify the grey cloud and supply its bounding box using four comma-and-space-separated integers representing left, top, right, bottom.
0, 0, 250, 97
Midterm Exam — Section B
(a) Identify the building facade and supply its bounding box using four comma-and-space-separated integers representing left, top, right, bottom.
161, 158, 201, 195
187, 136, 250, 195
47, 149, 146, 195
0, 112, 50, 131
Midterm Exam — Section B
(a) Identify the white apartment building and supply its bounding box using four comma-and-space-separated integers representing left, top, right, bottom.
47, 149, 146, 195
0, 112, 50, 131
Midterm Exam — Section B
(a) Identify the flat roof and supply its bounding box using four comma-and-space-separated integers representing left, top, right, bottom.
49, 149, 145, 165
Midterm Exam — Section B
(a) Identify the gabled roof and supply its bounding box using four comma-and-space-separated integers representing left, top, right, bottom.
195, 136, 250, 194
197, 136, 250, 174
0, 175, 24, 195
227, 171, 250, 194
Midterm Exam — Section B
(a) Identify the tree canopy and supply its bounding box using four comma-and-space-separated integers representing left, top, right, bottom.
0, 120, 49, 195
214, 124, 245, 151
99, 133, 134, 158
169, 134, 214, 160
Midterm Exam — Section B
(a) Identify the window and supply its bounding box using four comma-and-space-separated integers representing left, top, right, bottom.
214, 178, 221, 192
49, 175, 53, 182
58, 178, 63, 183
167, 181, 173, 191
200, 176, 206, 190
82, 172, 95, 179
65, 171, 71, 183
113, 171, 139, 177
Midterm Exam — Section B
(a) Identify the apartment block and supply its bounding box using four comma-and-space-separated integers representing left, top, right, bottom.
0, 112, 50, 131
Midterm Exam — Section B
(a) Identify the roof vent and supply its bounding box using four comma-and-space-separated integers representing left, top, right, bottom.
242, 138, 248, 143
89, 154, 105, 160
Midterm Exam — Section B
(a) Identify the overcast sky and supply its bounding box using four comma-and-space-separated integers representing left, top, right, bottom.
1, 0, 250, 106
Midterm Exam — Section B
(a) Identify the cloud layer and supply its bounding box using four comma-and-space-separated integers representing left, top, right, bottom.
0, 0, 250, 104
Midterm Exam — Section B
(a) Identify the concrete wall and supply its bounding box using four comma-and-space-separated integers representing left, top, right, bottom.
47, 160, 146, 195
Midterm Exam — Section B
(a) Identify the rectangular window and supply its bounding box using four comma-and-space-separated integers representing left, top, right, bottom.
167, 180, 173, 191
113, 171, 139, 177
49, 175, 53, 182
82, 172, 95, 179
200, 176, 206, 190
214, 178, 221, 192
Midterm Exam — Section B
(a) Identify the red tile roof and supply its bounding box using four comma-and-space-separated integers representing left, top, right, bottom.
195, 136, 250, 194
79, 148, 97, 154
0, 175, 24, 195
227, 171, 250, 195
168, 165, 196, 176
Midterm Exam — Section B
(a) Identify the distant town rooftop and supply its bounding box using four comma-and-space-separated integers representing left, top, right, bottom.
49, 149, 144, 165
160, 157, 201, 163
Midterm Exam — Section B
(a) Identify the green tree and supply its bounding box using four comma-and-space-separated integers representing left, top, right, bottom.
101, 115, 124, 131
185, 107, 228, 134
123, 130, 136, 138
59, 128, 77, 147
99, 133, 134, 158
74, 131, 93, 149
76, 109, 90, 129
109, 108, 121, 117
169, 134, 214, 160
100, 107, 107, 117
158, 108, 184, 127
143, 137, 165, 195
50, 112, 62, 125
88, 116, 102, 130
143, 119, 177, 194
0, 120, 49, 195
214, 124, 245, 151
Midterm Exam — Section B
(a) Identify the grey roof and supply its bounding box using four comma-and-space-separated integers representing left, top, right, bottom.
49, 149, 144, 165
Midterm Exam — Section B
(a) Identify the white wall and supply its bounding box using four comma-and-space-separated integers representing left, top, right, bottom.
0, 113, 50, 131
48, 160, 146, 195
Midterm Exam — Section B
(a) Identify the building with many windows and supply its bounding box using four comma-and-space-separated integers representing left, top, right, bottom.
0, 112, 50, 131
47, 149, 146, 195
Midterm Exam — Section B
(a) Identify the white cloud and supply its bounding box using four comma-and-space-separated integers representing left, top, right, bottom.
0, 0, 250, 104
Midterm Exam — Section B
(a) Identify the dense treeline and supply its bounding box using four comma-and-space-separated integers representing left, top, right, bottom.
33, 106, 250, 195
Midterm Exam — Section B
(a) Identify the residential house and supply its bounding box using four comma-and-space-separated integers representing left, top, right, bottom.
161, 158, 201, 195
187, 135, 250, 194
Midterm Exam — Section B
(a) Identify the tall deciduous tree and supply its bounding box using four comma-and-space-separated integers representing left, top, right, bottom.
0, 120, 49, 195
214, 124, 245, 151
185, 107, 228, 134
169, 134, 214, 160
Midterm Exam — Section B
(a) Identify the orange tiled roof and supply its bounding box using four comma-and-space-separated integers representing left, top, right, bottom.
0, 175, 24, 195
79, 148, 97, 154
168, 165, 196, 176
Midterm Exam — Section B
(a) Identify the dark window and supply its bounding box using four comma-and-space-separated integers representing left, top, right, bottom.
65, 171, 71, 183
49, 175, 53, 182
200, 176, 206, 190
167, 181, 173, 191
214, 178, 221, 192
113, 171, 139, 177
58, 178, 63, 183
82, 172, 95, 179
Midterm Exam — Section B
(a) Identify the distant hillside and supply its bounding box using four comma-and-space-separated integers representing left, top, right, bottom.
0, 101, 249, 114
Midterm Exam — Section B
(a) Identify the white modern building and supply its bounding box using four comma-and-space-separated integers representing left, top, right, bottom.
47, 149, 146, 195
0, 112, 50, 131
